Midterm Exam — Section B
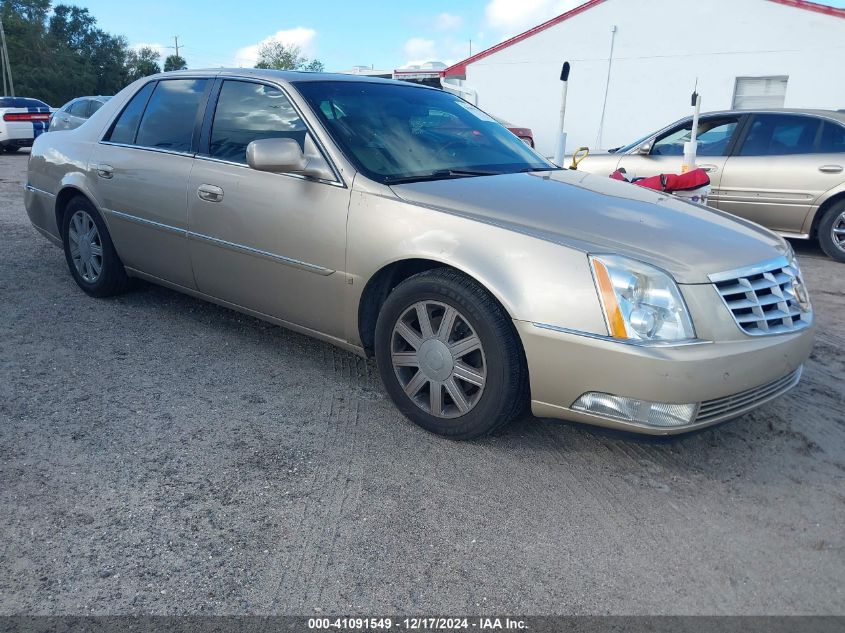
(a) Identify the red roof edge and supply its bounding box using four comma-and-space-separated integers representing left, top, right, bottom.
442, 0, 845, 78
441, 0, 607, 78
766, 0, 845, 18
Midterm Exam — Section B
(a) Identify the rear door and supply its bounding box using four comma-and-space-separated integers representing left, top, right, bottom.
90, 78, 211, 288
616, 115, 743, 203
718, 113, 844, 233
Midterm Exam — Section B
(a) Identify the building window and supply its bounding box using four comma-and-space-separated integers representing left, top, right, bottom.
732, 76, 788, 110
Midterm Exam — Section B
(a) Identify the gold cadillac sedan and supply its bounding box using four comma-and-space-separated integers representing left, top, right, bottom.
24, 70, 815, 439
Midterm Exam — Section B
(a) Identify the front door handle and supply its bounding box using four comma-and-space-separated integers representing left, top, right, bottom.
197, 184, 224, 203
95, 164, 114, 179
700, 164, 719, 173
819, 164, 843, 174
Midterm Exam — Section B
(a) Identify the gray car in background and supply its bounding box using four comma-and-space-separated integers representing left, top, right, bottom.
49, 96, 112, 131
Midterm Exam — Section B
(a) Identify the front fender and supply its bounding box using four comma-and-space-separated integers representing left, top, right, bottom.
345, 189, 607, 347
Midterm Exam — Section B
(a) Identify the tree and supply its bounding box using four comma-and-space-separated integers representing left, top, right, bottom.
163, 54, 186, 72
1, 0, 129, 104
125, 46, 160, 81
254, 41, 323, 72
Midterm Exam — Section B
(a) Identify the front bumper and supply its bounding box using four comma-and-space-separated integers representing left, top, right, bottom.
516, 320, 815, 435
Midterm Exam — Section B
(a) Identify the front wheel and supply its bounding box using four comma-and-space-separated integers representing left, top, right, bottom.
818, 202, 845, 263
375, 268, 529, 439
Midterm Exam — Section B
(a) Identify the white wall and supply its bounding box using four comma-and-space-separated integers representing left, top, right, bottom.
461, 0, 845, 157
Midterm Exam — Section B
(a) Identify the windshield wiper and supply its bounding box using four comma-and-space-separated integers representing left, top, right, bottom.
385, 169, 502, 184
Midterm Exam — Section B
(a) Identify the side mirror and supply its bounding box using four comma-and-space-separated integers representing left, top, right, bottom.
246, 138, 307, 173
637, 140, 653, 155
246, 136, 335, 180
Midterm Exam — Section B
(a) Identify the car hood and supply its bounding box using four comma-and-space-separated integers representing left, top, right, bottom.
389, 169, 788, 284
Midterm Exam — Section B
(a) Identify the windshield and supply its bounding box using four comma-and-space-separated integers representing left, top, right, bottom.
294, 81, 555, 183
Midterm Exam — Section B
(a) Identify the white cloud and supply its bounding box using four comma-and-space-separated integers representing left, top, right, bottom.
402, 37, 437, 62
130, 42, 166, 58
233, 27, 317, 67
485, 0, 582, 36
434, 12, 463, 31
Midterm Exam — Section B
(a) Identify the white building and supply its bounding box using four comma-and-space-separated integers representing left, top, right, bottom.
440, 0, 845, 157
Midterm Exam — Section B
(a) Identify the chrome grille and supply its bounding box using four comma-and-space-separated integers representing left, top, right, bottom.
710, 257, 812, 336
696, 367, 803, 423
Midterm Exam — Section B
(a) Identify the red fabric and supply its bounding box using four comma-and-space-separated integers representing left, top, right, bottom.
609, 168, 710, 192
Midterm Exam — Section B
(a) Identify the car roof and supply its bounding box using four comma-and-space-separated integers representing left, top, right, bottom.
696, 108, 845, 124
147, 68, 440, 89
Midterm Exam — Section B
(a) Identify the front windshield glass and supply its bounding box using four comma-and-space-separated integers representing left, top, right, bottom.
294, 80, 555, 183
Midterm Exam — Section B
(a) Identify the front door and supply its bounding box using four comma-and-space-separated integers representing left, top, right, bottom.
718, 114, 845, 234
187, 79, 350, 339
90, 78, 210, 289
616, 115, 743, 207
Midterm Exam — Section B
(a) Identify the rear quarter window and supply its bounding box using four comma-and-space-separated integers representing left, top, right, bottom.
135, 79, 208, 153
106, 82, 156, 145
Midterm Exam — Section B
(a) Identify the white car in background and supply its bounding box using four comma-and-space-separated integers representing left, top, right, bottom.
0, 97, 52, 152
50, 96, 112, 132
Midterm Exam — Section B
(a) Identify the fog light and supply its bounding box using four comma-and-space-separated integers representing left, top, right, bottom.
572, 392, 698, 428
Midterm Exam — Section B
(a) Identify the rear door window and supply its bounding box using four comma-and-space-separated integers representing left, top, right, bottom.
88, 100, 106, 117
68, 100, 89, 117
106, 82, 155, 145
208, 80, 307, 163
135, 79, 208, 153
738, 114, 821, 156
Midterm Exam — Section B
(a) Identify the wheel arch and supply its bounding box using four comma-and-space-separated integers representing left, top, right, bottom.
810, 190, 845, 238
55, 186, 89, 237
356, 257, 517, 357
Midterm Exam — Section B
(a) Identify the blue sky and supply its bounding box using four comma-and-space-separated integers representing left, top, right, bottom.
63, 0, 845, 72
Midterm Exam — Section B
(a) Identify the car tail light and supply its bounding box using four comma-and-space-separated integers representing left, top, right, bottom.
3, 112, 51, 122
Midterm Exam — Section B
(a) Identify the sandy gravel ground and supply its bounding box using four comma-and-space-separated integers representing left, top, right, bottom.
1, 150, 843, 615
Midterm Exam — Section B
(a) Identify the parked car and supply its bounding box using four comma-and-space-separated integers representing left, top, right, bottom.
24, 71, 814, 439
493, 116, 535, 148
0, 97, 52, 152
576, 109, 845, 262
50, 96, 112, 131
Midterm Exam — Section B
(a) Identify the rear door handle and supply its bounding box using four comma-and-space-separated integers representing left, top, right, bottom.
700, 164, 719, 173
95, 164, 113, 179
197, 184, 224, 202
819, 164, 843, 174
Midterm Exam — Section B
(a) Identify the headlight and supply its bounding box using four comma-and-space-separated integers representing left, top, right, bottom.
589, 254, 695, 343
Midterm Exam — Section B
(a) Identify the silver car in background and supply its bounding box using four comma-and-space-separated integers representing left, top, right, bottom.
576, 109, 845, 263
23, 70, 815, 440
50, 96, 112, 131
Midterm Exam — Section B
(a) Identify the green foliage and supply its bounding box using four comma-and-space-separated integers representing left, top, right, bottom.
163, 54, 186, 72
0, 0, 135, 105
125, 45, 160, 81
254, 41, 324, 72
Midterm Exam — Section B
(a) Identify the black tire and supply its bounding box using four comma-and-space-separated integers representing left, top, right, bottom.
3, 146, 20, 153
61, 196, 130, 297
818, 201, 845, 263
375, 268, 529, 440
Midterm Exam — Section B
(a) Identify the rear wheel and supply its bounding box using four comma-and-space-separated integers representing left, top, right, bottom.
818, 201, 845, 263
375, 268, 528, 439
61, 196, 130, 297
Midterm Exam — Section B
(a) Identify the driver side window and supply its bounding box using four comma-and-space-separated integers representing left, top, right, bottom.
651, 118, 739, 157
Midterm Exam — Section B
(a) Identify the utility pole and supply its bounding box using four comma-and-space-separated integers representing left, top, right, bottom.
0, 13, 15, 97
167, 35, 182, 59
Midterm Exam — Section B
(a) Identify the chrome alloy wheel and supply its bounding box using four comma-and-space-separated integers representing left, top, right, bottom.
833, 210, 845, 253
68, 210, 103, 283
391, 301, 487, 419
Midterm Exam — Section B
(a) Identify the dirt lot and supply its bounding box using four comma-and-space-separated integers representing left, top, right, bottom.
1, 150, 843, 615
